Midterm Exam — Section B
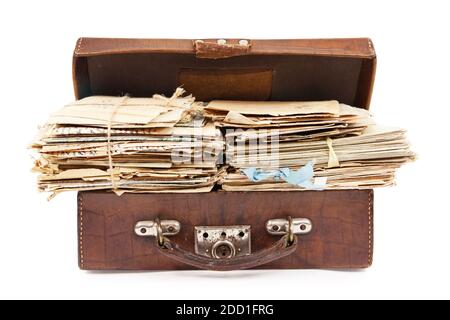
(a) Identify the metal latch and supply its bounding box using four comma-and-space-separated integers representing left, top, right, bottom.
266, 218, 312, 235
195, 226, 251, 259
135, 220, 180, 245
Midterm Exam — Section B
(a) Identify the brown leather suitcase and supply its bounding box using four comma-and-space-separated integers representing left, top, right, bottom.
74, 38, 376, 271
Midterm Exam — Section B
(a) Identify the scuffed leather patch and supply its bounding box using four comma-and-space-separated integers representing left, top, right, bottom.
178, 68, 273, 101
194, 40, 250, 59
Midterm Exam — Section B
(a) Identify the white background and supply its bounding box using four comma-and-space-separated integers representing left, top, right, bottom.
0, 0, 448, 300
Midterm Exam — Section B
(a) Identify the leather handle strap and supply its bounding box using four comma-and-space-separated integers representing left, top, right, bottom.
156, 235, 297, 271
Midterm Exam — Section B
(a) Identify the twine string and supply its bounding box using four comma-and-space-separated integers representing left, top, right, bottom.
326, 137, 340, 168
107, 96, 129, 190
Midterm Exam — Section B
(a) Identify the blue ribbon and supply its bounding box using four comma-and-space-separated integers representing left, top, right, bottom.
241, 161, 321, 189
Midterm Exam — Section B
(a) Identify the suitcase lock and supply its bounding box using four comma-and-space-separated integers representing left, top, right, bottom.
194, 226, 251, 259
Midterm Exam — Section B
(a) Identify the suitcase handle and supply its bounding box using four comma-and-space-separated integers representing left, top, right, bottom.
135, 217, 312, 271
156, 234, 298, 271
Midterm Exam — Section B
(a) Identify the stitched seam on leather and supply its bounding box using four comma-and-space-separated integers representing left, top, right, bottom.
76, 38, 83, 55
79, 195, 83, 268
368, 190, 373, 266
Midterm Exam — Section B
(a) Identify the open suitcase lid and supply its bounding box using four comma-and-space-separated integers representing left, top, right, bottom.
73, 38, 376, 109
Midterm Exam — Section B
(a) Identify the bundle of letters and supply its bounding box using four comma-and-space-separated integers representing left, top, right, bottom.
31, 90, 225, 197
31, 91, 415, 196
203, 100, 415, 191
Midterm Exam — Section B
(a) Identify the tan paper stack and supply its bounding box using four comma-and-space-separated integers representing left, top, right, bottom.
202, 100, 415, 191
31, 92, 224, 196
31, 95, 415, 196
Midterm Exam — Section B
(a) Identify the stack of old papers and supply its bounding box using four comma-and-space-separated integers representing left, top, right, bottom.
202, 100, 415, 191
31, 95, 415, 196
31, 93, 224, 196
204, 100, 373, 138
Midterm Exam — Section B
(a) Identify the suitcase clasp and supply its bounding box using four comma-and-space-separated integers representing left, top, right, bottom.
194, 39, 251, 59
194, 225, 251, 259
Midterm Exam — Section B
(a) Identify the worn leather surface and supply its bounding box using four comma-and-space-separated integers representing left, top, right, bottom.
78, 190, 374, 270
178, 68, 273, 101
73, 38, 376, 109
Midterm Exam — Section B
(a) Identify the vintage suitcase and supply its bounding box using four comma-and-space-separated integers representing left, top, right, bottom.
74, 38, 376, 271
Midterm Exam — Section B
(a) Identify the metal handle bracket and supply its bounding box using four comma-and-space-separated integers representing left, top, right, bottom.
266, 218, 312, 236
135, 220, 180, 237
